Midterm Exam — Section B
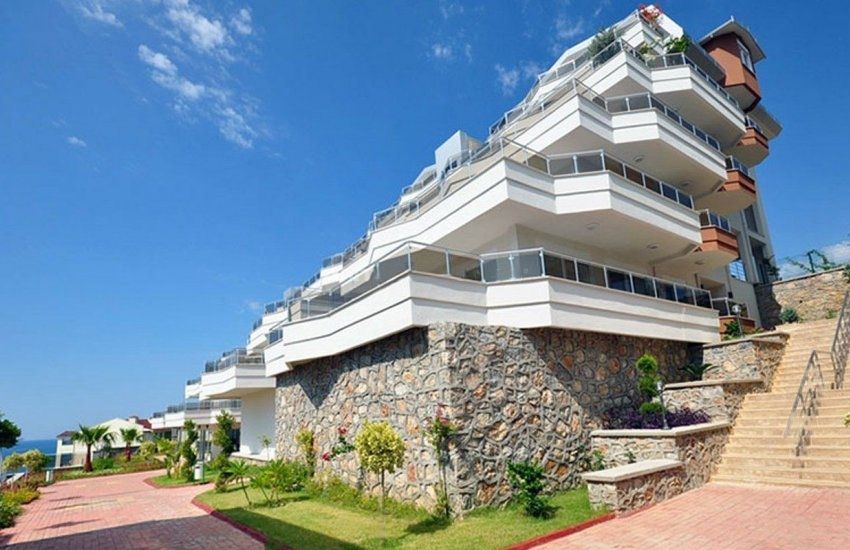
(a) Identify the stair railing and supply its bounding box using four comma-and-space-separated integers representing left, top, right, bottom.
830, 291, 850, 389
784, 350, 824, 458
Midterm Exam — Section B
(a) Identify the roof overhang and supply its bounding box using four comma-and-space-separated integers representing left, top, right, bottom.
700, 18, 766, 63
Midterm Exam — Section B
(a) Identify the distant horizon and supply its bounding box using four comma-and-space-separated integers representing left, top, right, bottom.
4, 0, 850, 439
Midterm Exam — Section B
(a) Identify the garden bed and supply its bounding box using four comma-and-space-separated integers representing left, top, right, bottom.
195, 484, 605, 550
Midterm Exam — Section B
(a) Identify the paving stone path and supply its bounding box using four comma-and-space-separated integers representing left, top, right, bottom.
537, 482, 850, 549
0, 470, 261, 549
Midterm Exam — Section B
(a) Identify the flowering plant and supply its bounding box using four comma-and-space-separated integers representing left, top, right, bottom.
424, 405, 458, 518
638, 4, 663, 23
328, 426, 355, 459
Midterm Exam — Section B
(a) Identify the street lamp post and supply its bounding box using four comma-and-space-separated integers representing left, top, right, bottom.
656, 380, 669, 430
732, 303, 742, 338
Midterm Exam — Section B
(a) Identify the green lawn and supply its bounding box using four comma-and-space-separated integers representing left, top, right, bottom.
197, 485, 603, 549
148, 468, 218, 487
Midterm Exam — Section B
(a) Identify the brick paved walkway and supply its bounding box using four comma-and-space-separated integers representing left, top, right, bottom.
537, 482, 850, 549
0, 470, 261, 549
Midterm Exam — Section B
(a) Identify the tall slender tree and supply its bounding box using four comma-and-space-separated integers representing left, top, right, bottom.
72, 425, 114, 472
118, 427, 142, 462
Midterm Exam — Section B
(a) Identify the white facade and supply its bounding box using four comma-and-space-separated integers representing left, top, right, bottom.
54, 417, 152, 468
250, 8, 779, 376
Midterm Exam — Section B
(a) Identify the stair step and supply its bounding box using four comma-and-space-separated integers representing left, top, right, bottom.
721, 454, 850, 469
734, 426, 850, 437
737, 404, 849, 418
734, 415, 848, 428
712, 475, 850, 490
716, 464, 850, 482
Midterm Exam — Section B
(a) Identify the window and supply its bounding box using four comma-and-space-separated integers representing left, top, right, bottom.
744, 206, 760, 234
737, 39, 755, 73
729, 259, 747, 281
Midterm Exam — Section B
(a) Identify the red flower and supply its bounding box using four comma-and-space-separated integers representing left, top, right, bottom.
321, 451, 331, 461
338, 426, 348, 436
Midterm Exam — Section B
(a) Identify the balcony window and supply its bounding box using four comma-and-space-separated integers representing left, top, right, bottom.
577, 262, 606, 287
737, 39, 755, 73
449, 254, 481, 281
549, 156, 577, 175
729, 260, 747, 281
744, 206, 760, 234
411, 248, 448, 275
544, 255, 577, 281
515, 252, 543, 278
606, 269, 632, 292
632, 275, 656, 297
575, 153, 604, 173
482, 256, 513, 282
695, 290, 713, 309
655, 280, 677, 302
675, 285, 695, 305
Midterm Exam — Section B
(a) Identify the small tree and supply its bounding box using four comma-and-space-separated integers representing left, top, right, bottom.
355, 421, 405, 512
636, 353, 663, 415
0, 413, 21, 481
72, 425, 114, 472
22, 449, 48, 479
295, 428, 315, 474
507, 460, 551, 518
424, 405, 458, 518
180, 420, 199, 481
225, 459, 253, 506
259, 435, 273, 459
211, 411, 236, 470
118, 427, 142, 462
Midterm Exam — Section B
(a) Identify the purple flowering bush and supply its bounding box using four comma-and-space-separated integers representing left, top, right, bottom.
603, 406, 710, 429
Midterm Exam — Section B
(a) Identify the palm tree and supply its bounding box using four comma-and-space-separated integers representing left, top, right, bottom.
225, 459, 253, 505
118, 427, 141, 462
72, 425, 114, 472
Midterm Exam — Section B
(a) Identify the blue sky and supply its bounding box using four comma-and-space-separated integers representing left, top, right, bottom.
1, 0, 848, 439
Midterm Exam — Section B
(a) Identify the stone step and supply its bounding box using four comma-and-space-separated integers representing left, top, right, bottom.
809, 434, 850, 446
745, 391, 850, 403
716, 464, 850, 483
712, 474, 850, 490
723, 443, 796, 456
734, 414, 848, 428
720, 454, 850, 470
733, 426, 850, 437
736, 404, 849, 418
804, 445, 850, 458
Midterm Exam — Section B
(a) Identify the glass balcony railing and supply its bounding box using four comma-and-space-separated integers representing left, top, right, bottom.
602, 92, 722, 151
204, 348, 263, 373
744, 116, 764, 135
711, 297, 750, 318
699, 210, 732, 232
725, 156, 753, 179
152, 412, 165, 419
645, 53, 740, 110
265, 242, 716, 346
166, 399, 241, 414
186, 377, 201, 386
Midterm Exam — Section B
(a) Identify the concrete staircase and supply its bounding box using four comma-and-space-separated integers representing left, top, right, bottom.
714, 319, 850, 488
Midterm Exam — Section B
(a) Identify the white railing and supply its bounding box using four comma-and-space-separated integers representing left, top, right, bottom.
265, 241, 716, 344
785, 350, 824, 458
204, 348, 263, 373
831, 291, 850, 388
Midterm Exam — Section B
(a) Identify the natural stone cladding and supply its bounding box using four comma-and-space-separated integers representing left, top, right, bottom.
756, 268, 849, 328
694, 335, 787, 388
275, 323, 688, 511
586, 467, 685, 513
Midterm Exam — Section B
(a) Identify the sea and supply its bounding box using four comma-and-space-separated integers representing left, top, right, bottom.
3, 439, 57, 473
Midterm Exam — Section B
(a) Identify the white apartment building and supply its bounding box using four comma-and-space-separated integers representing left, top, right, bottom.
166, 8, 784, 493
54, 417, 152, 468
247, 9, 779, 377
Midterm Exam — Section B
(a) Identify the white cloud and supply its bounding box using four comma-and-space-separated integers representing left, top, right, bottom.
495, 64, 520, 95
139, 45, 205, 100
67, 136, 87, 147
439, 1, 464, 19
231, 8, 252, 36
431, 43, 453, 60
244, 300, 262, 314
555, 16, 585, 41
165, 0, 229, 54
778, 240, 850, 279
138, 45, 177, 76
215, 105, 256, 149
520, 60, 543, 79
79, 1, 123, 28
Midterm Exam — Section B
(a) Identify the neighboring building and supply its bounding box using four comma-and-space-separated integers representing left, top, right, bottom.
175, 6, 783, 510
54, 417, 152, 468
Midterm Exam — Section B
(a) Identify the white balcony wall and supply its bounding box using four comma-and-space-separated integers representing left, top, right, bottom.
200, 365, 275, 399
233, 390, 276, 460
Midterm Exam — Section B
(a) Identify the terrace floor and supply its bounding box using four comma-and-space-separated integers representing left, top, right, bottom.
536, 482, 850, 549
0, 470, 261, 549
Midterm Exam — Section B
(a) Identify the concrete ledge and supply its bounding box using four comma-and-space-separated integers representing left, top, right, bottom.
701, 332, 788, 350
582, 459, 683, 483
665, 378, 762, 389
590, 421, 730, 438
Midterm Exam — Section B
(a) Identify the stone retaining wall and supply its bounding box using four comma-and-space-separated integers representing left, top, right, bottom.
756, 268, 849, 328
590, 422, 731, 489
664, 379, 765, 423
275, 323, 688, 512
692, 334, 787, 388
586, 463, 685, 513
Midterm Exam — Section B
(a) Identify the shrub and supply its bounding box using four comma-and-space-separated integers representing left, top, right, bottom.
723, 320, 743, 340
665, 34, 691, 53
779, 308, 800, 324
0, 497, 21, 528
590, 450, 606, 472
424, 406, 458, 518
212, 411, 236, 458
682, 363, 714, 381
295, 429, 315, 475
92, 456, 115, 471
252, 460, 310, 506
138, 441, 157, 462
506, 461, 551, 518
636, 353, 661, 406
639, 401, 665, 415
181, 420, 199, 481
355, 421, 406, 512
588, 27, 617, 58
3, 487, 39, 505
603, 406, 710, 429
305, 475, 423, 518
225, 459, 253, 506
